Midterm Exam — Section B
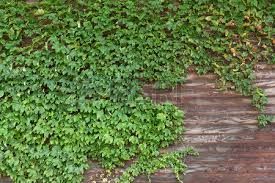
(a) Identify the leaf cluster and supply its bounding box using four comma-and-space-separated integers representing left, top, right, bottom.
0, 0, 274, 182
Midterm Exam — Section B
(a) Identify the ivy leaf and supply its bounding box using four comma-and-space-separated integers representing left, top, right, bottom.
157, 113, 166, 121
0, 90, 4, 98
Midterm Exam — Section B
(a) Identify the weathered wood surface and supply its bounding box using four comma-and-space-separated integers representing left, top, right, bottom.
85, 63, 275, 183
0, 1, 272, 182
1, 62, 274, 183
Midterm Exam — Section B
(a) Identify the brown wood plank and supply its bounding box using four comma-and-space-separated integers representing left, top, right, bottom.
182, 173, 275, 183
83, 66, 275, 183
1, 62, 274, 183
184, 132, 275, 143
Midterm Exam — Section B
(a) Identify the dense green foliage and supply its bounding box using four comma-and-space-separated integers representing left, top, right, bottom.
0, 0, 274, 182
118, 147, 198, 183
258, 114, 274, 127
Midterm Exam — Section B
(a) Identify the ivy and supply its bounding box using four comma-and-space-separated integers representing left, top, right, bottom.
258, 114, 274, 127
0, 0, 274, 182
118, 147, 198, 183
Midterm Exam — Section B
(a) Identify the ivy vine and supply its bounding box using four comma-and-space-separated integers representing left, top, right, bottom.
0, 0, 274, 182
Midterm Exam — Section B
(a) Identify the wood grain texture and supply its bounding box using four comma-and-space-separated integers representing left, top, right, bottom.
1, 64, 274, 183
85, 63, 275, 183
